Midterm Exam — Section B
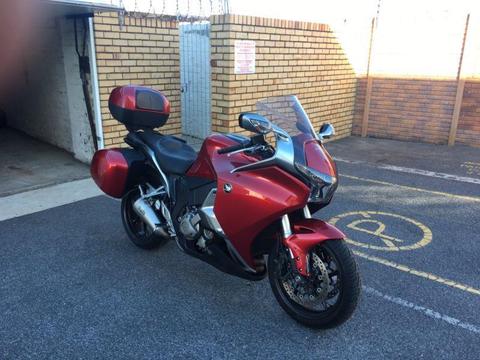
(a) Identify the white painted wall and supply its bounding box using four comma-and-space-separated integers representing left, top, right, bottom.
60, 18, 95, 163
4, 15, 94, 163
6, 16, 73, 151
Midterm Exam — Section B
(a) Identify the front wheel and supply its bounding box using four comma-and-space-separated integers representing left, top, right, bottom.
268, 239, 360, 328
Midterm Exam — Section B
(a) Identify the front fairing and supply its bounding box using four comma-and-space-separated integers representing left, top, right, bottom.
256, 96, 338, 204
200, 135, 309, 268
189, 95, 339, 269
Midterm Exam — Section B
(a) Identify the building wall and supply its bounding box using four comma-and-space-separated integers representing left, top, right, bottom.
1, 16, 95, 162
352, 77, 457, 144
457, 80, 480, 147
352, 77, 480, 147
5, 16, 73, 152
350, 6, 480, 148
60, 19, 95, 163
94, 13, 356, 146
210, 15, 357, 138
93, 13, 181, 147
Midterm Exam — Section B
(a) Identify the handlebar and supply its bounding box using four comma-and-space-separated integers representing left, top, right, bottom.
217, 134, 268, 155
217, 142, 250, 155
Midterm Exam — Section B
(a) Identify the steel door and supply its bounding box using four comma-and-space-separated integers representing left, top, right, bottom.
179, 22, 211, 140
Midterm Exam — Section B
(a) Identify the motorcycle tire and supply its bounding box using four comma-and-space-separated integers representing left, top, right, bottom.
268, 239, 361, 329
121, 188, 169, 250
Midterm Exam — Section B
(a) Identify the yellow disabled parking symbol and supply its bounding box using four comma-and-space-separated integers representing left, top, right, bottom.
329, 211, 432, 251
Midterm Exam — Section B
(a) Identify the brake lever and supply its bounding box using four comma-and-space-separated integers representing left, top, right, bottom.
228, 144, 270, 157
226, 145, 257, 157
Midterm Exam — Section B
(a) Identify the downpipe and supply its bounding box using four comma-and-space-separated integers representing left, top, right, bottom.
132, 198, 169, 237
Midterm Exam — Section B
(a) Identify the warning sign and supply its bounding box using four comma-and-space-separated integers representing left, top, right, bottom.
234, 40, 255, 75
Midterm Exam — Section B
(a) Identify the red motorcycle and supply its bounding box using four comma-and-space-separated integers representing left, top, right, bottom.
91, 85, 360, 328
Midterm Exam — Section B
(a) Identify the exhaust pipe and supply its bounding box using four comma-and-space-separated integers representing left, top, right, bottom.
132, 198, 169, 237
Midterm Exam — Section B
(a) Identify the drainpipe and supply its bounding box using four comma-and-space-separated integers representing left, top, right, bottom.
88, 16, 104, 149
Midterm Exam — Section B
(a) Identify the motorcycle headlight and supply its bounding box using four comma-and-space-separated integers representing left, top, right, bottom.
295, 163, 337, 203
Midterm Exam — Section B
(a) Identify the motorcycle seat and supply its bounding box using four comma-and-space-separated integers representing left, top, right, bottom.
138, 131, 197, 175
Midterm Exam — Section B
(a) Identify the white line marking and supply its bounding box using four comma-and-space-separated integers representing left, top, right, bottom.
0, 178, 103, 221
334, 157, 480, 185
354, 250, 480, 296
363, 286, 480, 335
341, 174, 480, 203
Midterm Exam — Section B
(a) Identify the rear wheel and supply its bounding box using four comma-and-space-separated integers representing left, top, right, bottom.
268, 239, 360, 328
121, 188, 169, 249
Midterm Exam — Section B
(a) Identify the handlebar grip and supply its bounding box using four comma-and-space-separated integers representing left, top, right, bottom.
217, 143, 247, 155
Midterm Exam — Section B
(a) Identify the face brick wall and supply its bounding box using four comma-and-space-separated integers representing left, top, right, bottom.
457, 80, 480, 147
93, 12, 180, 147
93, 13, 478, 149
353, 77, 480, 147
210, 15, 356, 138
353, 77, 458, 144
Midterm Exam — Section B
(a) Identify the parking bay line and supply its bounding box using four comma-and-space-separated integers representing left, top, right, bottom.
335, 157, 480, 185
354, 250, 480, 296
363, 285, 480, 335
341, 174, 480, 203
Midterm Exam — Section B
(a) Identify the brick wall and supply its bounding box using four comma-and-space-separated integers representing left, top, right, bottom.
93, 12, 180, 147
353, 77, 457, 144
94, 13, 356, 146
457, 80, 480, 147
353, 77, 480, 147
93, 13, 479, 149
210, 15, 356, 138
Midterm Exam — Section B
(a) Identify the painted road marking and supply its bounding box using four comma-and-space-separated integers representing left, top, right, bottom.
363, 286, 480, 335
341, 174, 480, 203
335, 157, 480, 185
355, 250, 480, 296
330, 211, 432, 251
461, 162, 480, 177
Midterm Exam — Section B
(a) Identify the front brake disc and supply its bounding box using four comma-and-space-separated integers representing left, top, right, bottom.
282, 252, 330, 305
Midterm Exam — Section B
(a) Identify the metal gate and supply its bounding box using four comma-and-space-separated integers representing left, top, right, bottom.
179, 22, 211, 140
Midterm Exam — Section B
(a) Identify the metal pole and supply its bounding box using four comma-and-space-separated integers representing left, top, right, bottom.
88, 16, 104, 150
361, 17, 376, 138
448, 13, 470, 147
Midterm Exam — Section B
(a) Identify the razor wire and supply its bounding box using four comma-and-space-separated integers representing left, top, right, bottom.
123, 0, 229, 21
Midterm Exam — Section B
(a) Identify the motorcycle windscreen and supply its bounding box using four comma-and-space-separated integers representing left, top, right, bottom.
256, 95, 336, 177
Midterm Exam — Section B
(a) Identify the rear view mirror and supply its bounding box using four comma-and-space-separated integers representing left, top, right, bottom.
319, 123, 335, 140
239, 113, 272, 135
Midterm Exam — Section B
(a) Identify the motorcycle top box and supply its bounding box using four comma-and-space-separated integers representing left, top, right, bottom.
108, 85, 170, 129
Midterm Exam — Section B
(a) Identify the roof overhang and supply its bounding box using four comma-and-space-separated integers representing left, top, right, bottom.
44, 0, 123, 17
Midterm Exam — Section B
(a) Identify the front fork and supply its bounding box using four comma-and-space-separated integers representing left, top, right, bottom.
281, 207, 310, 276
280, 206, 344, 277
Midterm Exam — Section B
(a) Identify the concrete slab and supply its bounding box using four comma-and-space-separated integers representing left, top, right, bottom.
0, 128, 90, 197
0, 178, 102, 221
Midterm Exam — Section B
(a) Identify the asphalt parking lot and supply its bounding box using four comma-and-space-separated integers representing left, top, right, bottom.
1, 137, 479, 359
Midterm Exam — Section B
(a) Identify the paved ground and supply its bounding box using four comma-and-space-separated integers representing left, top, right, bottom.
1, 136, 479, 359
0, 128, 89, 197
